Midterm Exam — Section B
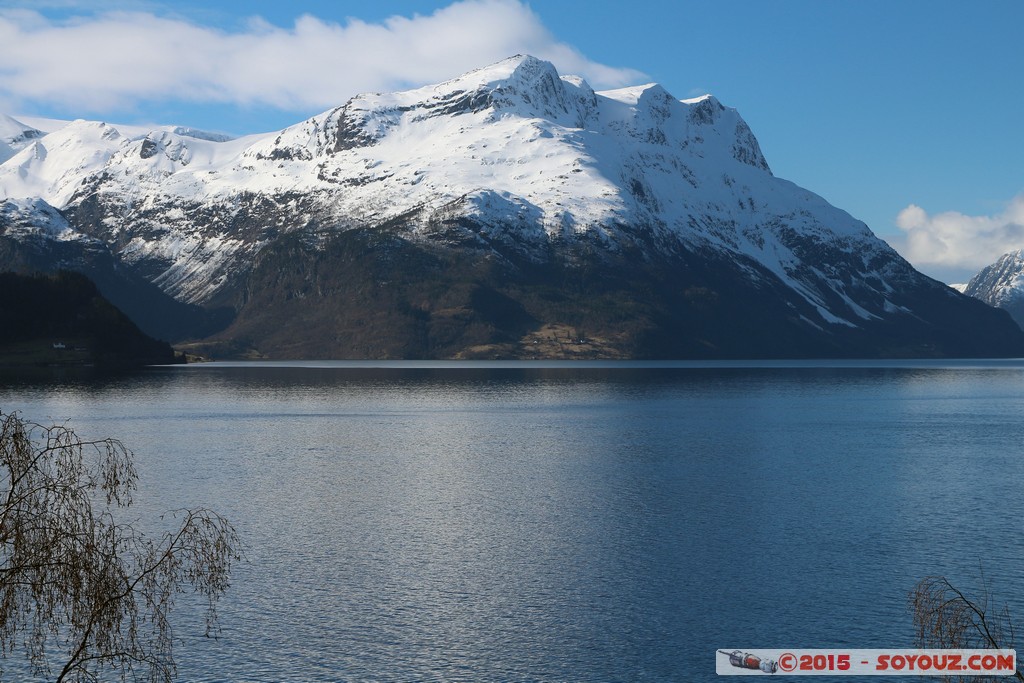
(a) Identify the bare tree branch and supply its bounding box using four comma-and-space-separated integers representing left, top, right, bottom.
0, 410, 241, 682
910, 573, 1024, 683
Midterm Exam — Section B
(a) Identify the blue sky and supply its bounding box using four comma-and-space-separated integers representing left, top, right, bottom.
1, 0, 1022, 283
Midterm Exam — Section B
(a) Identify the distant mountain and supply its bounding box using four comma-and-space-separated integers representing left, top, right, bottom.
962, 250, 1024, 331
1, 55, 1022, 358
0, 113, 43, 163
0, 270, 180, 367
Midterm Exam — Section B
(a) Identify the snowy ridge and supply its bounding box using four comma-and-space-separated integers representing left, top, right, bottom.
0, 56, 923, 326
0, 197, 90, 241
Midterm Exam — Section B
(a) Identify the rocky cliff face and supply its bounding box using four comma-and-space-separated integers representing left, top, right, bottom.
2, 55, 1022, 358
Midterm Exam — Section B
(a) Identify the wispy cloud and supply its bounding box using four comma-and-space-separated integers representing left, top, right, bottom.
0, 0, 644, 115
896, 194, 1024, 270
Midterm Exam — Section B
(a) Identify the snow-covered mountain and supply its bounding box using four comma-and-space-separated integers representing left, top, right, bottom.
962, 250, 1024, 330
1, 55, 1020, 358
4, 56, 780, 306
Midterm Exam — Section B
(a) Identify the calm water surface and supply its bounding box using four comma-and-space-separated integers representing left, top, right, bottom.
2, 360, 1024, 682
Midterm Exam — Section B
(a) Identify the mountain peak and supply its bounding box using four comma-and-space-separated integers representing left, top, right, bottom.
346, 54, 585, 126
0, 114, 44, 159
0, 113, 36, 139
433, 54, 557, 93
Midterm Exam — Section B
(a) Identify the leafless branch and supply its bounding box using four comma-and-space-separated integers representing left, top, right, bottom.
0, 410, 240, 682
910, 573, 1023, 683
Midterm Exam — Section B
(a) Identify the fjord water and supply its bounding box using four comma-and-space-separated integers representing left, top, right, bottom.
3, 360, 1024, 682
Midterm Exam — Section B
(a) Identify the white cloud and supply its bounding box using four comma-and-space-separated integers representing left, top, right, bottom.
0, 0, 644, 114
896, 194, 1024, 269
